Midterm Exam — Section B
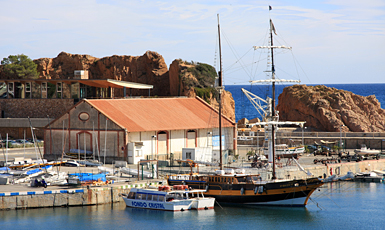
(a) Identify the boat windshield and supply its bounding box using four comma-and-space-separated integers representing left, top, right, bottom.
127, 192, 135, 199
166, 192, 185, 201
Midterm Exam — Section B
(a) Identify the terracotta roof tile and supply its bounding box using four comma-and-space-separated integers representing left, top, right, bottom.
85, 97, 234, 132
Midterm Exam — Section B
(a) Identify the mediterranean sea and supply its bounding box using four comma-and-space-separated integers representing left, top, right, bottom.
1, 182, 385, 229
226, 83, 385, 122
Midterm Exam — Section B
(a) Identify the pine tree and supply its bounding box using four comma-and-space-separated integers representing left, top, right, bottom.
1, 54, 38, 79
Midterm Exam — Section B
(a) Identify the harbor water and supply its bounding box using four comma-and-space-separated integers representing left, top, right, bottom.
2, 181, 385, 229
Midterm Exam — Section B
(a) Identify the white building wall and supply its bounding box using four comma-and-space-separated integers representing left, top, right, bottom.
169, 130, 185, 155
125, 127, 235, 162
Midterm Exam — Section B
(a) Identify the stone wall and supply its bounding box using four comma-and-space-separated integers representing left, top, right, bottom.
0, 99, 75, 118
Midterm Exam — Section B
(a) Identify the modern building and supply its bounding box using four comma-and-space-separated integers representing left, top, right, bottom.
0, 70, 153, 139
43, 97, 236, 164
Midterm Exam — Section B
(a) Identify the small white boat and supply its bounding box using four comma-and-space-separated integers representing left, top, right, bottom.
122, 187, 215, 212
120, 167, 152, 178
354, 172, 385, 183
98, 166, 115, 175
354, 144, 381, 156
264, 144, 305, 159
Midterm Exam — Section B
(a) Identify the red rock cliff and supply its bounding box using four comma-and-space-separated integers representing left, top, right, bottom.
31, 51, 235, 121
34, 51, 169, 96
277, 85, 385, 132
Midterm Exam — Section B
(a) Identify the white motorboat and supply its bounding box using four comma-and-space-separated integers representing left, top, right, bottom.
98, 166, 115, 175
122, 187, 215, 211
120, 167, 152, 178
263, 144, 305, 159
354, 171, 385, 183
354, 144, 381, 156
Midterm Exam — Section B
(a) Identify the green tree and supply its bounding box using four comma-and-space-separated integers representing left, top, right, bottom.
1, 54, 38, 79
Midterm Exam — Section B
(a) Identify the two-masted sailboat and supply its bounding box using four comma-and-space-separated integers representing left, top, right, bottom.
168, 9, 323, 207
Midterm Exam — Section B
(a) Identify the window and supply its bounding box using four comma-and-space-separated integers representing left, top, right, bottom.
152, 195, 158, 201
78, 112, 90, 121
147, 194, 153, 201
158, 196, 165, 202
41, 82, 47, 98
25, 82, 31, 98
7, 82, 14, 98
135, 149, 142, 157
57, 82, 62, 98
141, 194, 147, 200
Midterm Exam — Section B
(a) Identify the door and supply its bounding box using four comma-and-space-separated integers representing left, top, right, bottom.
187, 130, 196, 147
157, 132, 168, 156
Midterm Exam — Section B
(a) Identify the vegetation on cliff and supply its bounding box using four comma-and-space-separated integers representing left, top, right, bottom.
177, 59, 218, 104
1, 54, 38, 79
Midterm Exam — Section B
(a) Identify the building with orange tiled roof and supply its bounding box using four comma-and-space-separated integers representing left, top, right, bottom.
43, 97, 236, 164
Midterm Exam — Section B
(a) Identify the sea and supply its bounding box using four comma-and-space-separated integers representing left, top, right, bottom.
2, 182, 385, 230
226, 83, 385, 122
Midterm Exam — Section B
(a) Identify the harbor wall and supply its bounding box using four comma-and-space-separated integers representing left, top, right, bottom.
0, 181, 158, 211
271, 159, 385, 180
237, 131, 385, 150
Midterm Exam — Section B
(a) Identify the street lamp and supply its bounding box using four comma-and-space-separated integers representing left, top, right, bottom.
302, 126, 307, 146
256, 129, 260, 154
151, 135, 156, 160
340, 125, 345, 152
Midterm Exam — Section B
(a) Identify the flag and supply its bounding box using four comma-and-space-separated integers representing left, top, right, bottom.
269, 5, 272, 11
270, 19, 277, 35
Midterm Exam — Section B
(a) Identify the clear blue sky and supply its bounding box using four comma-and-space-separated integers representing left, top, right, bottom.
1, 0, 384, 85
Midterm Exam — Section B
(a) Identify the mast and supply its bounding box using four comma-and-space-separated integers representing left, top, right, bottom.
269, 18, 276, 180
217, 14, 223, 170
251, 6, 299, 180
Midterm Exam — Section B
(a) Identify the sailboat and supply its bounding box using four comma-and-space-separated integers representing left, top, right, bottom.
168, 10, 323, 207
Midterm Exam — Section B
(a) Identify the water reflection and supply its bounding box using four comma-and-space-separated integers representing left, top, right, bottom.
2, 182, 385, 230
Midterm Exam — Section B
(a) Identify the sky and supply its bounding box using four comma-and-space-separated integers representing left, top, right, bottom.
0, 0, 384, 85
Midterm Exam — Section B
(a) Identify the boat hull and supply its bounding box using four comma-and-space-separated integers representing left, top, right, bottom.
168, 177, 322, 207
122, 197, 192, 211
191, 198, 215, 210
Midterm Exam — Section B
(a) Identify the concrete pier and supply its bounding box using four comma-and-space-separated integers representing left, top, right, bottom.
0, 180, 161, 210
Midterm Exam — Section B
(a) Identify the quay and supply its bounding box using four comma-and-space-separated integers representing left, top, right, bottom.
0, 175, 162, 210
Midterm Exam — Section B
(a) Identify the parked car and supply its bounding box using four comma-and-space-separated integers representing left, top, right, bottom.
2, 140, 21, 147
26, 138, 44, 143
15, 139, 33, 145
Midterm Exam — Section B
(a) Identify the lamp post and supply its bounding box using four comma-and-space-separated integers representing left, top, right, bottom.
151, 135, 156, 160
302, 126, 307, 146
256, 129, 260, 155
340, 125, 345, 153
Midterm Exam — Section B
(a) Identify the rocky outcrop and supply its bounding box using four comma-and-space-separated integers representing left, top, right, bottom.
34, 51, 169, 96
277, 85, 385, 132
168, 59, 235, 121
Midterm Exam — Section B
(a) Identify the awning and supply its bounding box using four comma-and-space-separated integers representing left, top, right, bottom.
0, 79, 153, 89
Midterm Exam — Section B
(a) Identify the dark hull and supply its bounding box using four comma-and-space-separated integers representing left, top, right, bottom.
168, 177, 323, 207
